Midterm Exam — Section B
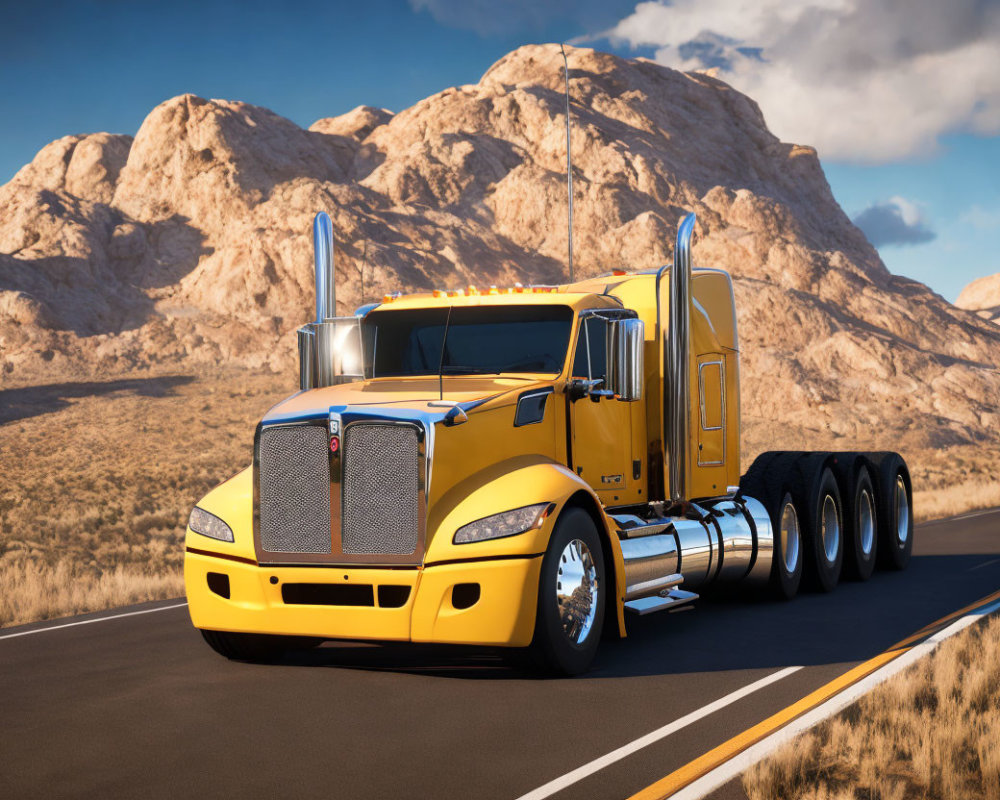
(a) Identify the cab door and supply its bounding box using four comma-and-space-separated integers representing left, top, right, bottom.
569, 315, 634, 506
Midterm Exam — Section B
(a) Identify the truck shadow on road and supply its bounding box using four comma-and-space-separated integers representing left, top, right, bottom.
267, 552, 1000, 680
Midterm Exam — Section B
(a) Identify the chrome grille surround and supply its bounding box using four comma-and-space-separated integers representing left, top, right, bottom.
342, 423, 420, 555
257, 424, 332, 554
253, 410, 428, 566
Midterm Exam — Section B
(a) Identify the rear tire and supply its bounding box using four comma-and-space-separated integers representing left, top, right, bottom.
795, 463, 844, 593
870, 452, 913, 571
740, 452, 805, 600
843, 463, 878, 581
529, 507, 605, 676
771, 490, 804, 600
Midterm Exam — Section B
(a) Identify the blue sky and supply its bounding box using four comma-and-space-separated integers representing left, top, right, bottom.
2, 0, 998, 301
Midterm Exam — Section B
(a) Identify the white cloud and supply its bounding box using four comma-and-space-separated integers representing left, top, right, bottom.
962, 205, 1000, 230
852, 197, 936, 247
591, 0, 1000, 163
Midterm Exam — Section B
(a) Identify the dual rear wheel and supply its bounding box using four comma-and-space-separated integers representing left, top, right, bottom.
740, 451, 911, 601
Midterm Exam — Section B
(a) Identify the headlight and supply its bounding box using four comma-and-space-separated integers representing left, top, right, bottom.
188, 507, 234, 543
453, 503, 554, 544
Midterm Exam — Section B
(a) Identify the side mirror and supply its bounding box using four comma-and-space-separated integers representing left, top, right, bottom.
607, 318, 644, 402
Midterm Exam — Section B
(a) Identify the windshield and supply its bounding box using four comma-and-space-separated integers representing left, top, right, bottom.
361, 305, 574, 378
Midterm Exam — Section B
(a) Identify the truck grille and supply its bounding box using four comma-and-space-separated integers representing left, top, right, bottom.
342, 424, 420, 555
258, 424, 332, 554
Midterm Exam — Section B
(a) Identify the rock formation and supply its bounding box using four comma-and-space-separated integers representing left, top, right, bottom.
957, 273, 1000, 324
2, 43, 1000, 471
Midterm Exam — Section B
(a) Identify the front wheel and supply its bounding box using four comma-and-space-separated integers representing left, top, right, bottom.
529, 507, 605, 676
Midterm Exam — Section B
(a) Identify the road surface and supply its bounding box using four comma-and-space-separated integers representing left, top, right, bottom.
2, 509, 999, 800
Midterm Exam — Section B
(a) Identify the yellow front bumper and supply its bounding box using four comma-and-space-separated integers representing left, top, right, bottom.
184, 550, 542, 647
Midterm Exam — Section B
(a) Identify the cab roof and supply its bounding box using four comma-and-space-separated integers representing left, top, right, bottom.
373, 288, 624, 313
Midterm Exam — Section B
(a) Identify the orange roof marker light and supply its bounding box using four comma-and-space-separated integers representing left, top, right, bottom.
466, 286, 480, 296
433, 289, 443, 298
612, 269, 627, 276
488, 286, 500, 295
447, 289, 460, 297
382, 294, 394, 303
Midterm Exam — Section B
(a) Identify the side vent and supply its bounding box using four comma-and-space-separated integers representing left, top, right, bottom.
514, 388, 553, 427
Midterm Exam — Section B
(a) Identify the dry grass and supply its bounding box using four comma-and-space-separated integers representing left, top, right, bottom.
0, 554, 184, 625
0, 368, 288, 628
914, 479, 1000, 523
744, 612, 1000, 800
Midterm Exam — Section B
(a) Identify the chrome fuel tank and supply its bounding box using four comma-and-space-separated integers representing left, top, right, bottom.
612, 495, 773, 597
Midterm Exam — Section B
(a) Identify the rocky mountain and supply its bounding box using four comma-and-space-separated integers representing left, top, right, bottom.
2, 43, 1000, 473
957, 273, 1000, 324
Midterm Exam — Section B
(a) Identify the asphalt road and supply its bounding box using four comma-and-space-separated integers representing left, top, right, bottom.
3, 509, 999, 800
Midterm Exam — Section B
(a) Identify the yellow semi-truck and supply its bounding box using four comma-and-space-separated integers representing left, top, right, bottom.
184, 212, 913, 674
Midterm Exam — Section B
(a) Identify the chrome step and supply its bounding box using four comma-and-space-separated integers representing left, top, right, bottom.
624, 572, 684, 601
624, 588, 699, 616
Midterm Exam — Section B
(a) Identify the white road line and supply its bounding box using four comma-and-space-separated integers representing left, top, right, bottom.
0, 602, 188, 641
970, 558, 1000, 571
513, 666, 802, 800
665, 597, 1000, 800
952, 508, 1000, 521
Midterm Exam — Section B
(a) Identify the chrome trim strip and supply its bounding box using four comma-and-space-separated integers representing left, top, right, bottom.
698, 360, 724, 432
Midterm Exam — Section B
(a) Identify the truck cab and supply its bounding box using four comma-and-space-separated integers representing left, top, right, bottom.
184, 213, 913, 674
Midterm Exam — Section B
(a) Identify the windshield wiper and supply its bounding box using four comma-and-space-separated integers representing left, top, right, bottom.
440, 365, 502, 374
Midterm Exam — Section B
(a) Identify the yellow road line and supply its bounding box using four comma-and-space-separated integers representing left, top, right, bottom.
627, 649, 905, 800
628, 587, 1000, 800
889, 586, 1000, 650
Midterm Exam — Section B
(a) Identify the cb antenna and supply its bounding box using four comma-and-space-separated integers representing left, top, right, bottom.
560, 43, 574, 283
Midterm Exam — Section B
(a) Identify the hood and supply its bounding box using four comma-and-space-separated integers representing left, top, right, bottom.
261, 375, 554, 425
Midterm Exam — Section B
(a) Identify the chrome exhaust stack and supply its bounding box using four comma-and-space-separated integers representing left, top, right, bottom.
667, 213, 696, 503
314, 211, 336, 322
296, 212, 363, 391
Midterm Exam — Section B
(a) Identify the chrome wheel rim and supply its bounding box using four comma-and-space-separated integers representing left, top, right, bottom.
821, 494, 840, 563
895, 476, 909, 544
780, 500, 800, 573
556, 539, 599, 645
859, 489, 875, 556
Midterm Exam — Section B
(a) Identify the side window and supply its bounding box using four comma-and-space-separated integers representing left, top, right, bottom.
571, 317, 609, 384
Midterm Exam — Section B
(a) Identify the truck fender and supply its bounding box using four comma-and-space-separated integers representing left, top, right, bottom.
426, 456, 627, 638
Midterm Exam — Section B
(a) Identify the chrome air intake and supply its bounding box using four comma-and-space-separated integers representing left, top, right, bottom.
258, 424, 332, 554
667, 213, 696, 504
296, 211, 364, 390
342, 423, 421, 555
